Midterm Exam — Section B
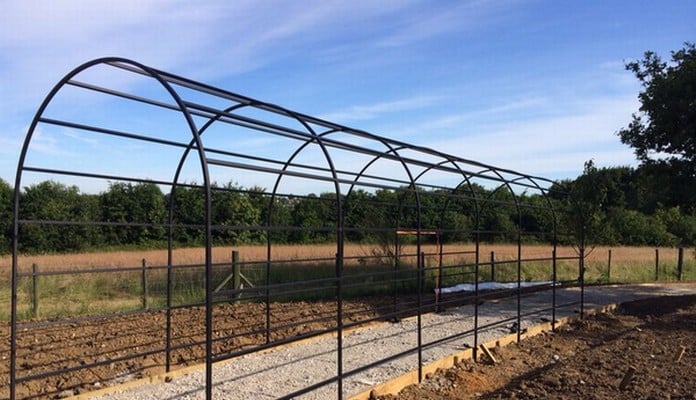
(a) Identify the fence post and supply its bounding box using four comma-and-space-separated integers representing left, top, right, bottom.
32, 263, 39, 318
677, 247, 684, 281
232, 250, 241, 299
654, 248, 659, 281
607, 249, 612, 282
490, 251, 495, 282
141, 258, 149, 310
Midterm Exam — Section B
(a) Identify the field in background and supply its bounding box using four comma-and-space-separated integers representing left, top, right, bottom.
2, 243, 688, 271
1, 244, 694, 321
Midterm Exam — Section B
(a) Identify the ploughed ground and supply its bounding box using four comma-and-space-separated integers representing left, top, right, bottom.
378, 295, 696, 400
1, 298, 390, 399
2, 294, 695, 399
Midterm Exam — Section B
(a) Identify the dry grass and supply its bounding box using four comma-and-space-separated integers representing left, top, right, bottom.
1, 243, 693, 321
0, 243, 687, 272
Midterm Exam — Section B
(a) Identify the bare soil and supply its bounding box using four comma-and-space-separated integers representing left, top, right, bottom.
1, 298, 387, 399
378, 295, 696, 400
2, 294, 695, 399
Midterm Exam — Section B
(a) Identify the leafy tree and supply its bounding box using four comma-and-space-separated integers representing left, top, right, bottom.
0, 178, 12, 254
618, 43, 696, 210
655, 206, 696, 246
265, 196, 293, 244
211, 182, 262, 245
437, 190, 473, 243
479, 187, 518, 243
289, 193, 336, 243
19, 181, 95, 253
100, 182, 167, 246
344, 189, 375, 242
169, 184, 206, 246
518, 193, 555, 243
607, 208, 677, 246
563, 161, 609, 249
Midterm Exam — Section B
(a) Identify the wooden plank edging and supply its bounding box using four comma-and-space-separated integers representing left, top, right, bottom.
347, 303, 619, 400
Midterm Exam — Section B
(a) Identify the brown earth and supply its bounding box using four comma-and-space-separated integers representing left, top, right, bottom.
2, 293, 695, 399
378, 295, 696, 400
1, 298, 389, 399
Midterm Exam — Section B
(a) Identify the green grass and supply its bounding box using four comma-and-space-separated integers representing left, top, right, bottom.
3, 249, 695, 322
584, 257, 696, 284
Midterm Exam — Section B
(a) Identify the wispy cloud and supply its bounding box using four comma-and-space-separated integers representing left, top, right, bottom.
375, 0, 525, 48
24, 127, 79, 158
420, 95, 640, 177
1, 0, 692, 187
0, 1, 417, 119
319, 95, 446, 123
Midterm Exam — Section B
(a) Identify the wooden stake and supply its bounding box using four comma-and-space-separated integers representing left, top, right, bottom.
478, 343, 497, 364
675, 346, 687, 363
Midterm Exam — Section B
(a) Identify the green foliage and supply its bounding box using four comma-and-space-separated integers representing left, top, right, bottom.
619, 42, 696, 167
0, 178, 11, 254
655, 206, 696, 246
606, 208, 677, 246
19, 181, 99, 253
170, 184, 205, 245
618, 43, 696, 212
563, 162, 696, 247
289, 193, 337, 243
101, 182, 167, 247
211, 182, 264, 245
8, 169, 696, 254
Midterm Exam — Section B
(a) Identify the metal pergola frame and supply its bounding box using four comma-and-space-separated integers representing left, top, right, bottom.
9, 57, 584, 400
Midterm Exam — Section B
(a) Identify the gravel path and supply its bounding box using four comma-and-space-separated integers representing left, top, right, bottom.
90, 283, 696, 400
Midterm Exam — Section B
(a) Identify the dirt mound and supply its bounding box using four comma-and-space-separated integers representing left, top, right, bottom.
378, 295, 696, 399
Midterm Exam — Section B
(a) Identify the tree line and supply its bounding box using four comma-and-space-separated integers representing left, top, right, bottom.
0, 178, 555, 254
0, 170, 694, 255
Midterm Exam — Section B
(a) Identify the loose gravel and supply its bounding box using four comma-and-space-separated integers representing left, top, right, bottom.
91, 283, 696, 400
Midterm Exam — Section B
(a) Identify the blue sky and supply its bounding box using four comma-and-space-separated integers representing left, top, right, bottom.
1, 0, 694, 192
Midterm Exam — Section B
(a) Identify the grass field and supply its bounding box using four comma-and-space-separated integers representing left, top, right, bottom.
1, 243, 694, 321
2, 243, 688, 270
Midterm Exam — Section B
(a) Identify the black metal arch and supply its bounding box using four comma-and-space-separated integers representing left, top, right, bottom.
10, 57, 582, 400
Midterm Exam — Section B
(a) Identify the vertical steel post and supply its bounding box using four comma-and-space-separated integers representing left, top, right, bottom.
436, 241, 443, 312
579, 244, 585, 317
204, 195, 213, 400
552, 249, 557, 331
32, 263, 39, 318
335, 252, 344, 399
516, 243, 522, 343
141, 258, 149, 310
473, 239, 480, 361
165, 250, 173, 372
417, 251, 424, 383
165, 185, 175, 374
265, 247, 271, 344
677, 247, 684, 281
392, 232, 400, 320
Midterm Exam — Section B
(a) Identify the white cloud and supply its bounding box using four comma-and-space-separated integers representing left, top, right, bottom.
419, 95, 640, 178
374, 0, 525, 47
0, 0, 421, 117
319, 95, 446, 123
1, 0, 683, 189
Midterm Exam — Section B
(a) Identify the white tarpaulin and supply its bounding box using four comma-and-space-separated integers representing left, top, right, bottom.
437, 281, 556, 294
